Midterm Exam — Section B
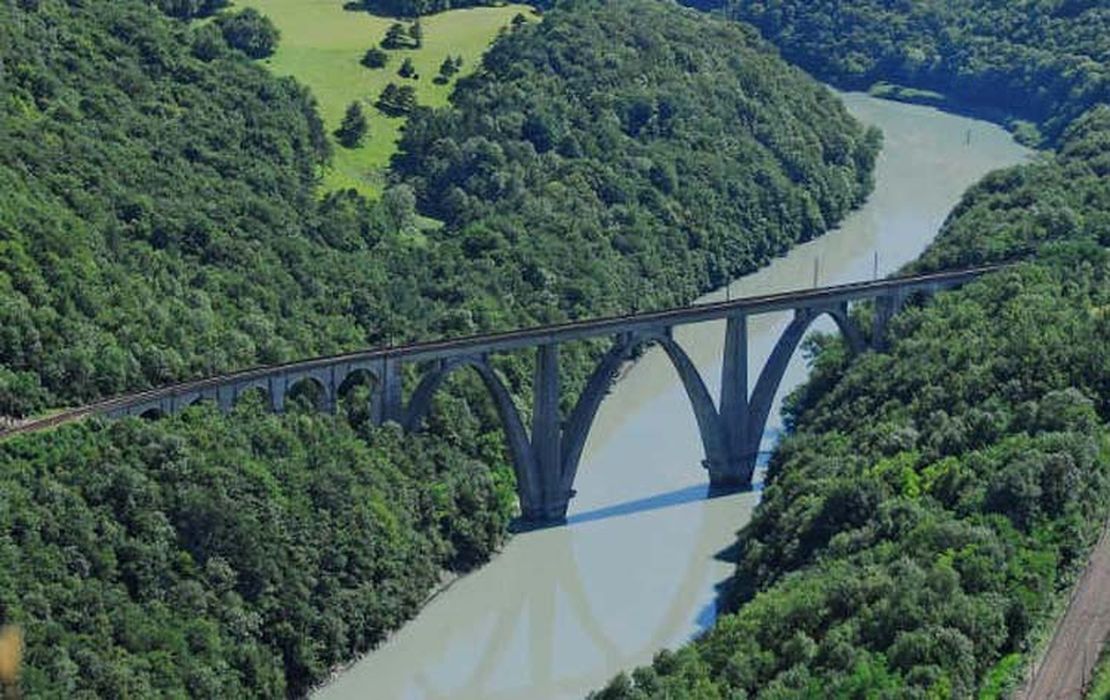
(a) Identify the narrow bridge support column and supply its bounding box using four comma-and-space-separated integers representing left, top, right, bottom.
321, 369, 337, 414
217, 386, 235, 414
375, 358, 404, 425
712, 315, 756, 491
872, 291, 908, 351
524, 343, 572, 523
269, 375, 286, 414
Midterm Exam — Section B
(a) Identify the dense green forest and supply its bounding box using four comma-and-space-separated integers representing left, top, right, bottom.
0, 0, 882, 694
591, 74, 1110, 700
686, 0, 1109, 143
0, 0, 875, 414
0, 400, 514, 697
0, 0, 354, 414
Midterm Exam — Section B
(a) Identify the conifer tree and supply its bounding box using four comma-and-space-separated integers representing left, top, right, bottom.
335, 101, 368, 147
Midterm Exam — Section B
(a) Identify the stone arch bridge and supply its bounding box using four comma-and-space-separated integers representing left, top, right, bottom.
3, 267, 999, 524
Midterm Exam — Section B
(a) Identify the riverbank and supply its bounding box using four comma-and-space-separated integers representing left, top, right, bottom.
586, 97, 1110, 700
863, 82, 1043, 146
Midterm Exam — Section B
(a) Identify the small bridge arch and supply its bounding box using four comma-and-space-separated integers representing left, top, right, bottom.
138, 407, 165, 420
285, 374, 333, 413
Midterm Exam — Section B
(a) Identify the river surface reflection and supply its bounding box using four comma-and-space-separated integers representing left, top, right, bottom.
318, 92, 1030, 700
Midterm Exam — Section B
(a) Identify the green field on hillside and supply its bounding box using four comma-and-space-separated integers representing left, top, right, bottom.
238, 0, 535, 196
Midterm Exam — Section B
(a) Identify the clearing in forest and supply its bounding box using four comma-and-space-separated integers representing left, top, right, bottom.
238, 0, 535, 196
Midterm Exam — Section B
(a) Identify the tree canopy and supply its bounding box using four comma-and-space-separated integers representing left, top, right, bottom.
0, 401, 515, 696
393, 0, 881, 323
336, 102, 369, 147
215, 7, 280, 59
361, 0, 495, 19
689, 0, 1110, 143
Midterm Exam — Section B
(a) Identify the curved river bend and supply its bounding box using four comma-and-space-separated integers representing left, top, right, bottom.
319, 92, 1030, 700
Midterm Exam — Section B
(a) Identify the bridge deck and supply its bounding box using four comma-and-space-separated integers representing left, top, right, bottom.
0, 265, 1003, 438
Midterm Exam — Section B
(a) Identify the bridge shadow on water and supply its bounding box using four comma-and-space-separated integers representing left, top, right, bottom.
694, 538, 748, 634
562, 457, 772, 638
564, 471, 766, 528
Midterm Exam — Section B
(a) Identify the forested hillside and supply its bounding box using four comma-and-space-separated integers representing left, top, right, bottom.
0, 0, 882, 695
0, 0, 876, 416
591, 78, 1110, 700
393, 0, 881, 321
1, 401, 514, 697
688, 0, 1109, 143
0, 0, 365, 414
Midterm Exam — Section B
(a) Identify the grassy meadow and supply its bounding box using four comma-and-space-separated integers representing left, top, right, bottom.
236, 0, 535, 196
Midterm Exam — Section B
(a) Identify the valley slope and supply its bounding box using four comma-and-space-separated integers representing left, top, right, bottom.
0, 0, 880, 694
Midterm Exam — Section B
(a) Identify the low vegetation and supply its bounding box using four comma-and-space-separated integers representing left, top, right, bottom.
1092, 647, 1110, 699
867, 82, 947, 109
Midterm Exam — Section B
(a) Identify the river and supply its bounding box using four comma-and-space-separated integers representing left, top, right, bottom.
318, 92, 1030, 700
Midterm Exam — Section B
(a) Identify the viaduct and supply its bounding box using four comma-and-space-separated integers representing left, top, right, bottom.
0, 266, 999, 524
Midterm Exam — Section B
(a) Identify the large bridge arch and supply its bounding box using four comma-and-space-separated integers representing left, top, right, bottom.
746, 303, 865, 457
558, 331, 728, 497
404, 356, 542, 512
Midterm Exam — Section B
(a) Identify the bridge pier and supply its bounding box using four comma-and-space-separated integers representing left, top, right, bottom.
376, 358, 404, 425
217, 386, 235, 414
872, 290, 908, 351
517, 493, 574, 526
709, 315, 758, 491
703, 457, 758, 493
522, 343, 575, 524
321, 372, 337, 414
